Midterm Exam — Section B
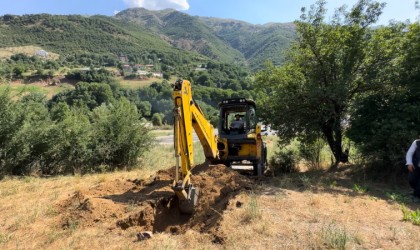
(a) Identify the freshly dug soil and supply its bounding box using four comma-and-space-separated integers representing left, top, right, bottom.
57, 164, 255, 242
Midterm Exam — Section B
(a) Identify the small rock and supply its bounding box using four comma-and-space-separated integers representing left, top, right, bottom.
136, 231, 153, 241
236, 201, 243, 208
170, 227, 180, 234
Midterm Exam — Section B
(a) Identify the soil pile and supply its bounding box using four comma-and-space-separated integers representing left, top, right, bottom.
57, 164, 255, 241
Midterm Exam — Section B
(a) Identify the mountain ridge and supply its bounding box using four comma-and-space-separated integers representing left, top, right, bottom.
0, 8, 296, 70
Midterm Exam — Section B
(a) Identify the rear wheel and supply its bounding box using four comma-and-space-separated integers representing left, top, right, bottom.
253, 161, 263, 176
253, 143, 267, 176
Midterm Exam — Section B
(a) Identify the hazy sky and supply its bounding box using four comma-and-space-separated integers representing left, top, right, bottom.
0, 0, 418, 25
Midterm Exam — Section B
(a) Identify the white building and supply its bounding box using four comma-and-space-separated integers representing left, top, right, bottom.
35, 50, 48, 58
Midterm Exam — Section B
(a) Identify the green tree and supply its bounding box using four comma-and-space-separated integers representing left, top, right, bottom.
91, 99, 153, 168
50, 82, 115, 110
0, 93, 55, 174
256, 0, 385, 166
13, 65, 25, 78
137, 101, 152, 117
347, 22, 420, 164
47, 106, 93, 174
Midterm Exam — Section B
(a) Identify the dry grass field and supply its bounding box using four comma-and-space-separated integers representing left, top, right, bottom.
1, 140, 420, 249
0, 81, 74, 99
118, 76, 177, 89
118, 77, 159, 89
0, 46, 59, 60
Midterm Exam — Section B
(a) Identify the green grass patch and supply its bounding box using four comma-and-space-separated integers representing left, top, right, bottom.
193, 141, 205, 165
352, 183, 368, 194
150, 129, 173, 137
0, 84, 47, 95
140, 144, 174, 171
386, 191, 410, 204
139, 141, 205, 172
0, 83, 73, 99
402, 205, 420, 226
243, 191, 261, 222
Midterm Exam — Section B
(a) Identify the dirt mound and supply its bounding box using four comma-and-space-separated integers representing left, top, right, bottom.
57, 164, 255, 242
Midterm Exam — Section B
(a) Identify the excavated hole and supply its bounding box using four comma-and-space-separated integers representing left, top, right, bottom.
58, 164, 255, 243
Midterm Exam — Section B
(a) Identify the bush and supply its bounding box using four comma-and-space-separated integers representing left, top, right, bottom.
46, 107, 93, 174
151, 113, 163, 126
298, 138, 327, 170
0, 92, 56, 174
0, 90, 154, 175
269, 148, 299, 175
91, 99, 153, 169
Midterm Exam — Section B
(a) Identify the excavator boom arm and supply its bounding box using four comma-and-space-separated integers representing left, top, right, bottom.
172, 79, 218, 213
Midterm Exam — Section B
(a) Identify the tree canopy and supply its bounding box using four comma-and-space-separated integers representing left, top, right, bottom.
256, 0, 387, 166
347, 22, 420, 164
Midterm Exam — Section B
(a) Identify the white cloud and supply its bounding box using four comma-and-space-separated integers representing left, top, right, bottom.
114, 10, 120, 15
123, 0, 190, 11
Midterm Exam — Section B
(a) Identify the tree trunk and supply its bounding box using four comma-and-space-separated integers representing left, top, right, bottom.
322, 120, 347, 169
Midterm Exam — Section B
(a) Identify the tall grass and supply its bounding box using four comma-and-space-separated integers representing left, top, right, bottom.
139, 144, 174, 171
243, 191, 261, 222
321, 222, 349, 250
139, 141, 205, 172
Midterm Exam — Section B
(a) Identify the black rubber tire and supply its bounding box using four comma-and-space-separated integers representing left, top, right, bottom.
253, 161, 259, 176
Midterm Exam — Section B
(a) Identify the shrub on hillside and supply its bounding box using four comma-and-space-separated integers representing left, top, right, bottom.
151, 113, 164, 126
269, 148, 299, 175
0, 90, 153, 175
298, 137, 327, 170
90, 99, 153, 169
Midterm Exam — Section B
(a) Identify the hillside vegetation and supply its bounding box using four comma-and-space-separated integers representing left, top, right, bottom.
116, 8, 246, 65
0, 14, 205, 67
0, 14, 172, 55
0, 10, 295, 70
199, 17, 295, 70
0, 0, 418, 177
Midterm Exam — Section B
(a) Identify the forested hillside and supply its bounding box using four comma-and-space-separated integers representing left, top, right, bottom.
199, 17, 296, 70
0, 14, 203, 60
115, 8, 247, 65
0, 10, 295, 71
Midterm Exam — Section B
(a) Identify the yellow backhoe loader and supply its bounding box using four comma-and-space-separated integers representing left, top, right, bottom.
172, 79, 267, 213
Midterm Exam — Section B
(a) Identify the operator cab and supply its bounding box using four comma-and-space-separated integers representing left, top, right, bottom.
218, 98, 257, 138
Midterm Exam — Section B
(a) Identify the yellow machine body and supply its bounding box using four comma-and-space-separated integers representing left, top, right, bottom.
172, 79, 266, 213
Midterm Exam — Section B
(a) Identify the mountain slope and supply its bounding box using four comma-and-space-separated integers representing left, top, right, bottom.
115, 8, 246, 65
0, 14, 203, 62
0, 10, 296, 71
199, 17, 296, 70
